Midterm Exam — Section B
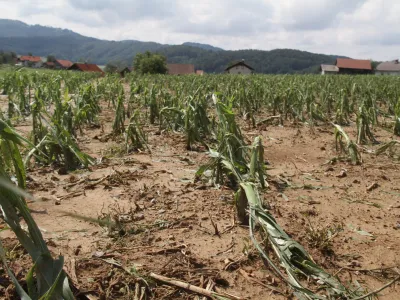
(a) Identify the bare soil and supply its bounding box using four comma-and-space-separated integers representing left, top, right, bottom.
1, 96, 400, 299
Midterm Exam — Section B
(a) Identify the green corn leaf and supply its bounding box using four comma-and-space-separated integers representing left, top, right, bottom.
0, 240, 32, 300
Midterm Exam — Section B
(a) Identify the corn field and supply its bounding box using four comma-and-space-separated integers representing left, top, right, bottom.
1, 69, 400, 299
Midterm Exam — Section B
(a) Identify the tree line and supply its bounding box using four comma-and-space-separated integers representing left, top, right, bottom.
0, 51, 17, 65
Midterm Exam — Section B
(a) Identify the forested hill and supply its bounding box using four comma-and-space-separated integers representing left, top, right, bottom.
158, 46, 341, 74
0, 19, 343, 73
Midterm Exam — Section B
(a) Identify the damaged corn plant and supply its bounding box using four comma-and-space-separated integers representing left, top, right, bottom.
195, 96, 363, 298
198, 131, 355, 299
27, 84, 95, 171
0, 120, 74, 300
125, 109, 149, 153
196, 94, 250, 187
333, 124, 361, 165
3, 69, 400, 299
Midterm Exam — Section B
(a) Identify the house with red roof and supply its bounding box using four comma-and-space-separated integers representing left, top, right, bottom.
321, 58, 372, 75
336, 58, 372, 74
18, 55, 44, 68
44, 61, 55, 69
167, 64, 195, 75
68, 63, 104, 74
54, 59, 73, 70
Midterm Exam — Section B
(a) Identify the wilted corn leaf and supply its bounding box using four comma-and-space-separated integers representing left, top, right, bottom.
240, 182, 349, 299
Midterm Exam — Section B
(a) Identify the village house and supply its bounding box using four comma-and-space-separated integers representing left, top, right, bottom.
18, 55, 44, 68
196, 70, 205, 75
335, 58, 372, 74
54, 59, 73, 70
375, 60, 400, 76
225, 60, 254, 74
167, 64, 195, 75
320, 64, 339, 75
320, 58, 372, 75
68, 63, 104, 74
44, 62, 55, 69
119, 67, 132, 77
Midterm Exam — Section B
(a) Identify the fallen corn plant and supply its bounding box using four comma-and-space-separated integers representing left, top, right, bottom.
375, 140, 400, 160
199, 135, 364, 299
333, 124, 361, 165
196, 148, 243, 188
0, 122, 74, 300
241, 182, 353, 299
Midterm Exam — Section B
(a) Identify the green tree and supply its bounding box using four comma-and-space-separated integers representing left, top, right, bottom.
133, 51, 167, 75
0, 51, 17, 65
104, 62, 118, 73
371, 60, 381, 70
105, 60, 126, 73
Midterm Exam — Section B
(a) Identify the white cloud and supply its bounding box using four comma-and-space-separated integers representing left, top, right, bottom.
0, 0, 398, 60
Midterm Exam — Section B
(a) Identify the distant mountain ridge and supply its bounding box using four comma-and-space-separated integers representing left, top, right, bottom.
0, 19, 81, 38
182, 42, 223, 51
0, 19, 344, 73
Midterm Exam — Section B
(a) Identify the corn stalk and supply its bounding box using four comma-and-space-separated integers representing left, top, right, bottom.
0, 121, 74, 300
125, 110, 149, 153
394, 99, 400, 136
333, 124, 361, 165
356, 105, 377, 145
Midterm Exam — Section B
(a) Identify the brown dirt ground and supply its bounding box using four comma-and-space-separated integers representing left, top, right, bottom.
1, 94, 400, 300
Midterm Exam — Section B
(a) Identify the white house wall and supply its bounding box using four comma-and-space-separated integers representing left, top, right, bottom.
228, 65, 252, 74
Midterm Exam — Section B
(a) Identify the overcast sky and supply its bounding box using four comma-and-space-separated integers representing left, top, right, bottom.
0, 0, 398, 60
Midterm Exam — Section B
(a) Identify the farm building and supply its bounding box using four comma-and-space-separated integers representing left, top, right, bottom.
225, 60, 254, 74
54, 59, 73, 70
44, 62, 55, 69
375, 60, 400, 76
18, 55, 44, 68
335, 58, 372, 74
68, 63, 104, 74
320, 64, 339, 75
119, 67, 132, 77
320, 59, 372, 75
167, 64, 195, 75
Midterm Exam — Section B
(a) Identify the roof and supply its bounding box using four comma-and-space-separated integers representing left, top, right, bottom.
56, 59, 73, 68
119, 67, 132, 72
167, 64, 195, 75
19, 56, 42, 62
320, 64, 339, 72
68, 63, 104, 73
376, 60, 400, 72
336, 58, 372, 70
225, 61, 254, 71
